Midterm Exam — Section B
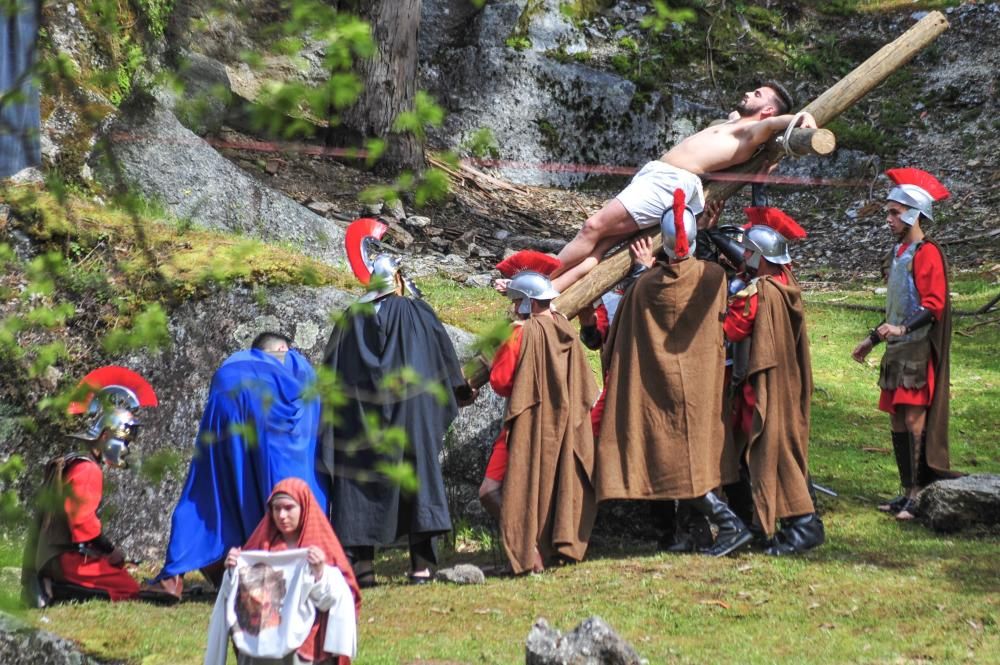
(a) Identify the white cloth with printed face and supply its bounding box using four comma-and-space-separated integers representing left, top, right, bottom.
204, 549, 356, 665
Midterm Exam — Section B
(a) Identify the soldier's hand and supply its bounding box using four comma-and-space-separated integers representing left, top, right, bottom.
877, 322, 906, 340
629, 236, 655, 268
225, 547, 241, 569
851, 338, 873, 363
699, 199, 725, 230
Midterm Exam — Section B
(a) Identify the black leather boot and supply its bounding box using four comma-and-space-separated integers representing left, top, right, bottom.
723, 476, 755, 527
878, 431, 912, 512
763, 513, 825, 556
659, 501, 712, 553
686, 491, 752, 557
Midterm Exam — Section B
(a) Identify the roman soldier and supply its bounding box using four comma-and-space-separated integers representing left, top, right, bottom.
724, 207, 824, 555
322, 219, 474, 587
851, 168, 957, 520
23, 367, 157, 606
479, 250, 599, 574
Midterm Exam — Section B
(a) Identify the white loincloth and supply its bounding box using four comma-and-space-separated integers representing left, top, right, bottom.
615, 161, 705, 228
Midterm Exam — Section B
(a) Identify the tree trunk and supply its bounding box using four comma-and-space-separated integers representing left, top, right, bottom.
334, 0, 423, 174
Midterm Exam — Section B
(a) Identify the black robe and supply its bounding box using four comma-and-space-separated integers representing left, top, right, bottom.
321, 295, 464, 548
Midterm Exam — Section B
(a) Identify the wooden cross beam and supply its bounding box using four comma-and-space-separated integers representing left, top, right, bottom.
553, 11, 949, 319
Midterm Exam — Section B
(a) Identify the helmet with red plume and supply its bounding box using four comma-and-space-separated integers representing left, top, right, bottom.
495, 250, 561, 314
885, 168, 949, 226
659, 189, 697, 260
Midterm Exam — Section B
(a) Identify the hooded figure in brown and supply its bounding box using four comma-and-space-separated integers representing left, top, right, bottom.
596, 190, 752, 558
481, 251, 599, 574
724, 207, 823, 556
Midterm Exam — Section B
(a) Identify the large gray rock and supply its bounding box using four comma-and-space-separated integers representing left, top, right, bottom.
526, 616, 644, 665
420, 0, 695, 188
918, 474, 1000, 532
0, 612, 113, 664
5, 284, 504, 560
94, 96, 345, 266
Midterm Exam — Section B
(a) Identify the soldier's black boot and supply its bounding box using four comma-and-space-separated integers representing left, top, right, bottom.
659, 501, 711, 553
686, 492, 752, 557
764, 513, 825, 556
877, 431, 912, 513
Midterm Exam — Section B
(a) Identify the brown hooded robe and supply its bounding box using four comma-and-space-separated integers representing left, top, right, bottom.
500, 314, 600, 574
745, 273, 815, 536
595, 258, 728, 500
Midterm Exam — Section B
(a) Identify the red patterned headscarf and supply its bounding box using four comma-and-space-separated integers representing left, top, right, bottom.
244, 477, 361, 663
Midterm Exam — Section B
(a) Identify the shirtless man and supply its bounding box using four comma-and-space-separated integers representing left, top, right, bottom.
549, 82, 816, 292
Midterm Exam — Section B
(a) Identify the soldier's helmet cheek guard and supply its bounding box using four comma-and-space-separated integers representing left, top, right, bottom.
743, 225, 792, 267
887, 185, 933, 226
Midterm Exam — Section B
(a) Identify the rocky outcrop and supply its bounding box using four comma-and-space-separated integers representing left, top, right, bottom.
420, 0, 698, 187
918, 474, 1000, 532
94, 95, 346, 266
5, 284, 504, 560
0, 612, 113, 664
526, 616, 644, 665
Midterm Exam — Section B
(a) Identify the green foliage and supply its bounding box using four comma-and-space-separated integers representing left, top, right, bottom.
392, 91, 445, 142
504, 35, 532, 51
640, 0, 697, 33
101, 303, 171, 353
132, 0, 174, 38
462, 127, 501, 160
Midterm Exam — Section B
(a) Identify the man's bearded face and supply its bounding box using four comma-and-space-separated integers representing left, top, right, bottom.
735, 88, 772, 117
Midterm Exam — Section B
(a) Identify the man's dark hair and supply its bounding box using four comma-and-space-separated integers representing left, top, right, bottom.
762, 81, 794, 115
251, 331, 293, 351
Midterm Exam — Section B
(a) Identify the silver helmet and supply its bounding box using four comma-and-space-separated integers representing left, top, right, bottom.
659, 197, 697, 261
887, 185, 934, 226
357, 254, 401, 304
743, 225, 791, 270
507, 270, 559, 314
69, 408, 139, 468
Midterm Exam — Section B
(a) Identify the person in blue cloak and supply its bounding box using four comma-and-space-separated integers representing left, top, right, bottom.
144, 332, 327, 600
322, 250, 476, 588
1, 0, 41, 178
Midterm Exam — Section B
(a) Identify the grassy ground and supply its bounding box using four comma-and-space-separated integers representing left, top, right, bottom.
3, 273, 999, 664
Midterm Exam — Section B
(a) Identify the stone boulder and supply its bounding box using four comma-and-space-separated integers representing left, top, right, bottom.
918, 474, 1000, 532
420, 0, 697, 187
0, 612, 112, 664
93, 95, 345, 266
526, 616, 644, 665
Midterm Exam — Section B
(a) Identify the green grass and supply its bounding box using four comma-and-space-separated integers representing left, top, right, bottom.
4, 276, 999, 663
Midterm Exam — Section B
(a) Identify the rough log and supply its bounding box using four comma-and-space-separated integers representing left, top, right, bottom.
784, 128, 836, 156
553, 11, 949, 319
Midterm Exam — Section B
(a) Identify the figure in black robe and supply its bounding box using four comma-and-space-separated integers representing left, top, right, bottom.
321, 294, 466, 585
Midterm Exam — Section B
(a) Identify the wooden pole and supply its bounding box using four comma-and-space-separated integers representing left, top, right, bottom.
553, 11, 949, 319
784, 128, 836, 157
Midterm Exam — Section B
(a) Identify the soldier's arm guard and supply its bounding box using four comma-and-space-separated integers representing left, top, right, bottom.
707, 228, 747, 271
900, 307, 935, 335
867, 322, 885, 347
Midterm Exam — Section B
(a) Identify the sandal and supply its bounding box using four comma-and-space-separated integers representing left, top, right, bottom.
895, 498, 920, 521
877, 495, 908, 513
406, 571, 434, 584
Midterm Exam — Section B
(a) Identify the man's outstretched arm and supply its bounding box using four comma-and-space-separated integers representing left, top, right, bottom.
739, 112, 818, 146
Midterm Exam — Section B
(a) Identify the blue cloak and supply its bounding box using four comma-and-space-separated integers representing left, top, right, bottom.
154, 349, 326, 580
1, 1, 40, 178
